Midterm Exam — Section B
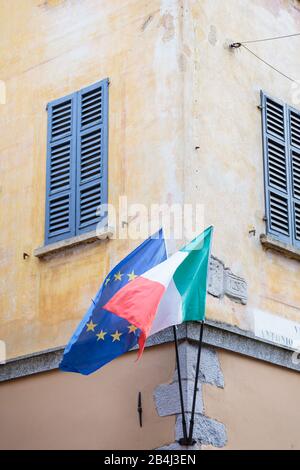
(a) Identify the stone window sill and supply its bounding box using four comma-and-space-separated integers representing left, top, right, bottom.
34, 226, 114, 259
260, 234, 300, 262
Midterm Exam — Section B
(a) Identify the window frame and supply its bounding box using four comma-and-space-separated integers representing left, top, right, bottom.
261, 90, 300, 250
44, 78, 109, 246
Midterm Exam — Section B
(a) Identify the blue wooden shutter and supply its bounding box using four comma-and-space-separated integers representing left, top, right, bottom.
76, 79, 108, 234
261, 92, 292, 243
288, 107, 300, 248
45, 93, 77, 243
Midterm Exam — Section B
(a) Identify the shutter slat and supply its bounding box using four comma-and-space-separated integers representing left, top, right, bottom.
292, 150, 300, 199
51, 100, 72, 140
81, 152, 101, 163
80, 85, 102, 130
79, 184, 101, 227
52, 102, 71, 113
82, 89, 101, 103
51, 114, 71, 127
81, 144, 101, 155
51, 145, 70, 155
79, 129, 101, 183
267, 138, 287, 192
294, 203, 300, 240
81, 101, 101, 114
51, 153, 70, 163
49, 140, 71, 193
81, 133, 101, 147
50, 210, 69, 221
266, 98, 285, 140
267, 113, 284, 126
290, 111, 300, 149
51, 162, 70, 174
48, 194, 70, 235
81, 142, 101, 152
269, 192, 289, 236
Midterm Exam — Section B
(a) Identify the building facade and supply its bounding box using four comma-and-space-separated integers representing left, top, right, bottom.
1, 0, 300, 449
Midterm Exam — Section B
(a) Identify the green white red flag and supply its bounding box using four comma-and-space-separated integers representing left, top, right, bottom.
104, 226, 213, 355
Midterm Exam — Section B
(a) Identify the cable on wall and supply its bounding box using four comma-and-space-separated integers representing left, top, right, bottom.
229, 33, 300, 84
234, 32, 300, 45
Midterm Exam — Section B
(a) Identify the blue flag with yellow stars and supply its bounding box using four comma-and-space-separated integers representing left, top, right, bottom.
59, 229, 167, 375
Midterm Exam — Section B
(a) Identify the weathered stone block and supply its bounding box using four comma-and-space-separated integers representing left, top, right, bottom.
208, 257, 224, 298
154, 380, 203, 416
174, 342, 224, 387
176, 414, 227, 448
208, 255, 247, 304
193, 415, 227, 447
224, 268, 247, 305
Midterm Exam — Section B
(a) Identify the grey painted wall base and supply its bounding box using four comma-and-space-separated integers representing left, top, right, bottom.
1, 319, 300, 382
155, 341, 227, 450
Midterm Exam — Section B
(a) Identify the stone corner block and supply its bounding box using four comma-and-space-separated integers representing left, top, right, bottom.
176, 414, 227, 448
154, 380, 203, 417
199, 346, 224, 388
175, 342, 224, 388
194, 415, 227, 448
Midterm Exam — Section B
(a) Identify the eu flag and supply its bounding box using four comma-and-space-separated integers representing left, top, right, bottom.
59, 230, 167, 375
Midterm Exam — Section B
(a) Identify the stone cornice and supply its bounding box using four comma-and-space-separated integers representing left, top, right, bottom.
1, 320, 299, 382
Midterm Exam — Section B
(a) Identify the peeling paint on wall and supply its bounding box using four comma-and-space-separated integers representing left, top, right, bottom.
208, 25, 217, 46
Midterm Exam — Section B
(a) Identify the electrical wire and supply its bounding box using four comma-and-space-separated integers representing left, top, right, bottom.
230, 31, 300, 83
240, 44, 297, 84
240, 32, 300, 44
242, 45, 297, 83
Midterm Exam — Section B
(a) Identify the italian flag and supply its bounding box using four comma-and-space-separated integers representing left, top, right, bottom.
104, 226, 213, 355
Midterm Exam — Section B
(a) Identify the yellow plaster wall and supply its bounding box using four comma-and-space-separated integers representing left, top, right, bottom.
1, 0, 300, 360
185, 0, 300, 330
0, 0, 186, 359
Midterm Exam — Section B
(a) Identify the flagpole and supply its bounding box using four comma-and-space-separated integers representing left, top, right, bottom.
173, 325, 188, 444
188, 320, 205, 444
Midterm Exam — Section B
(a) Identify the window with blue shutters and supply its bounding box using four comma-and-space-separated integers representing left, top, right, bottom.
45, 79, 108, 245
261, 91, 300, 249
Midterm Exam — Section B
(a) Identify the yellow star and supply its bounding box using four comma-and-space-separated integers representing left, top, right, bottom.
96, 330, 107, 341
128, 324, 138, 334
114, 271, 123, 281
111, 330, 123, 342
104, 277, 110, 286
86, 320, 97, 332
127, 271, 137, 281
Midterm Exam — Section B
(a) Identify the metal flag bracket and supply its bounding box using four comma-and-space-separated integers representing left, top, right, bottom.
173, 321, 205, 447
137, 392, 143, 427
